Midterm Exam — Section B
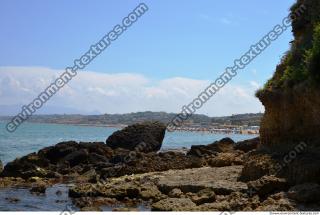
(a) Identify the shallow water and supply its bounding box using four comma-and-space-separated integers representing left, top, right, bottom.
0, 184, 75, 211
0, 183, 151, 211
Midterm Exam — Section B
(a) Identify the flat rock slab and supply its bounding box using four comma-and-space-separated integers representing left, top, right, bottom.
154, 166, 247, 195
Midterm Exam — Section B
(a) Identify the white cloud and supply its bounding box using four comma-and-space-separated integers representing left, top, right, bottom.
220, 17, 232, 25
0, 66, 264, 116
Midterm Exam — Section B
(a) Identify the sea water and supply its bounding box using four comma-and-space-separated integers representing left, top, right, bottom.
0, 122, 256, 164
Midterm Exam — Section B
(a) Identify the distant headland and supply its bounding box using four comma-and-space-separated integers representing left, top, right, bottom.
0, 111, 262, 134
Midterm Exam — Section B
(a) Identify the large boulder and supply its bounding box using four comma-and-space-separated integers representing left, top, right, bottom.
0, 160, 3, 174
187, 138, 235, 157
208, 152, 243, 167
106, 121, 166, 153
234, 137, 260, 152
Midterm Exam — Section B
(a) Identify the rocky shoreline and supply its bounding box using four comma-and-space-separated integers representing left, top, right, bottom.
1, 121, 320, 211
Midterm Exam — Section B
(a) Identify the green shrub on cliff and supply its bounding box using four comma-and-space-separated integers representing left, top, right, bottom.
305, 23, 320, 81
257, 0, 320, 96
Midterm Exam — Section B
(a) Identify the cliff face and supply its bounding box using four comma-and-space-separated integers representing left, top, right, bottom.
258, 83, 320, 151
257, 0, 320, 151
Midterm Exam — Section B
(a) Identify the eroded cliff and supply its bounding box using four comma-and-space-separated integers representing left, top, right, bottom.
257, 0, 320, 151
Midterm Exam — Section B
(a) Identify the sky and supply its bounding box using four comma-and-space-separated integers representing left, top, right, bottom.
0, 0, 296, 116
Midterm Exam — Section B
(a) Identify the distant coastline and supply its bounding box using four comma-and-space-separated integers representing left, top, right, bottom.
0, 111, 261, 135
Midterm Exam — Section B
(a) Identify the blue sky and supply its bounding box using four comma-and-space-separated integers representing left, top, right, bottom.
0, 0, 296, 116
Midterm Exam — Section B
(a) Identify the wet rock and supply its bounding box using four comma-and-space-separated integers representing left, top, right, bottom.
55, 199, 68, 203
5, 197, 20, 203
151, 198, 196, 211
30, 183, 47, 194
56, 190, 63, 196
208, 152, 243, 167
69, 184, 98, 198
287, 183, 320, 203
247, 175, 289, 197
234, 137, 260, 152
106, 121, 166, 153
187, 138, 235, 157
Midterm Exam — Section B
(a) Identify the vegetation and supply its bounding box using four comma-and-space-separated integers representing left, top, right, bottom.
305, 23, 320, 81
257, 0, 320, 96
0, 112, 263, 127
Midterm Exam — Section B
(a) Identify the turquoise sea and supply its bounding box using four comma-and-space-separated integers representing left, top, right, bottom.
0, 122, 257, 164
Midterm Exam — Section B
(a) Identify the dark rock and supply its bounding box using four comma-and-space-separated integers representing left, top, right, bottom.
187, 145, 218, 157
39, 141, 78, 164
106, 121, 166, 153
287, 183, 320, 203
62, 149, 89, 167
208, 152, 243, 167
1, 141, 114, 179
5, 197, 20, 203
0, 160, 3, 173
187, 138, 235, 157
1, 158, 48, 179
45, 171, 62, 179
56, 190, 63, 196
30, 183, 47, 194
256, 192, 296, 211
234, 137, 260, 152
280, 151, 320, 185
87, 153, 109, 165
79, 142, 113, 158
247, 175, 289, 197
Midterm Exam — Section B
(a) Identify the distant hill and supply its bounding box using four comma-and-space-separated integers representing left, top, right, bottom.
0, 111, 263, 127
